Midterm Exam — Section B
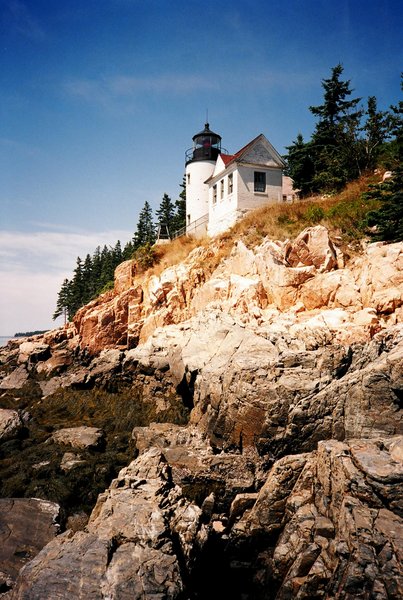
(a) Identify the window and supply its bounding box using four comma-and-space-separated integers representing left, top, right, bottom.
187, 173, 190, 184
228, 173, 233, 194
254, 171, 266, 192
213, 184, 217, 204
187, 214, 191, 225
220, 179, 224, 199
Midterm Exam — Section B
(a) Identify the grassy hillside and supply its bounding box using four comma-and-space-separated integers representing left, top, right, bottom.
146, 172, 382, 278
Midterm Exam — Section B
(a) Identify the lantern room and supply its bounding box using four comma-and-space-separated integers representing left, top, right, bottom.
185, 122, 222, 164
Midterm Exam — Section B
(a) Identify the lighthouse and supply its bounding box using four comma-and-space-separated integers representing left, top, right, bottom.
185, 123, 222, 237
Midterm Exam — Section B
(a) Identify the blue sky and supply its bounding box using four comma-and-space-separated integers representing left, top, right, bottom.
0, 0, 402, 333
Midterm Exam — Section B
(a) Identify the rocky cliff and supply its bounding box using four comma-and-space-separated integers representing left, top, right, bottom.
0, 226, 402, 599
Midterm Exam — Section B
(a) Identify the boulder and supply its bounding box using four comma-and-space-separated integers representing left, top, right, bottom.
10, 449, 202, 599
0, 408, 23, 442
72, 229, 403, 355
286, 225, 338, 271
0, 365, 28, 390
124, 309, 403, 456
0, 498, 60, 590
50, 426, 104, 449
18, 341, 50, 364
132, 423, 258, 510
231, 437, 403, 599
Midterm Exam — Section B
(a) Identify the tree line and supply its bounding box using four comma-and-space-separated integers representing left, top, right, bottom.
285, 64, 400, 196
53, 183, 186, 322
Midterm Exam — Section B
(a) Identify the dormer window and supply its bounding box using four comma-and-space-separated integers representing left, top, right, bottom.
254, 171, 266, 192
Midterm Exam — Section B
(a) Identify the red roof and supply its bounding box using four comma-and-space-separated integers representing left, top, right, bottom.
220, 154, 234, 165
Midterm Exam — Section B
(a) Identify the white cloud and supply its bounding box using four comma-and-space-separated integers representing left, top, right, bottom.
0, 228, 132, 334
63, 73, 218, 107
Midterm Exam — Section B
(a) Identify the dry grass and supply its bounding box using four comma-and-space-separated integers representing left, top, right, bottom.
139, 173, 381, 279
228, 173, 381, 250
141, 235, 202, 278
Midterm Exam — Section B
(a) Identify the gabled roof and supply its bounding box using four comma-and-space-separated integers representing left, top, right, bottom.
205, 133, 285, 184
219, 134, 263, 169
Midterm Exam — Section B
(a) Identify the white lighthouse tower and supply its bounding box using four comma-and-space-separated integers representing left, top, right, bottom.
185, 123, 223, 237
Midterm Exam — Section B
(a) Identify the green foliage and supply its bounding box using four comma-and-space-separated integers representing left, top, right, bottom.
284, 134, 315, 196
133, 200, 156, 248
155, 193, 176, 234
325, 197, 376, 240
171, 175, 186, 233
365, 75, 403, 242
304, 205, 325, 224
277, 214, 294, 226
53, 243, 126, 321
54, 177, 187, 321
285, 65, 396, 197
133, 242, 159, 271
99, 280, 115, 294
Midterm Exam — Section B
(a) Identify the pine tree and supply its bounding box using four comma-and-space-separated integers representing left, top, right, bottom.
133, 201, 156, 248
366, 76, 403, 242
53, 278, 72, 322
122, 240, 135, 260
112, 240, 122, 265
155, 193, 175, 237
284, 134, 315, 197
172, 175, 186, 233
69, 257, 85, 316
82, 253, 94, 303
309, 64, 362, 192
360, 96, 392, 171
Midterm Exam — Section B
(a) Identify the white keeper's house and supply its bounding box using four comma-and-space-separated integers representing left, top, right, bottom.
185, 123, 295, 238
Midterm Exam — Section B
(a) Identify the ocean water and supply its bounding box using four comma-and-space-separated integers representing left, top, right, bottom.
0, 336, 16, 347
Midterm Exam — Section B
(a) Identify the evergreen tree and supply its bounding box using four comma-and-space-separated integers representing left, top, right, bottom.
309, 64, 362, 192
366, 76, 403, 242
69, 257, 85, 316
99, 245, 114, 287
360, 96, 392, 171
172, 175, 187, 232
53, 278, 72, 322
155, 193, 175, 237
284, 134, 315, 197
122, 240, 135, 260
112, 240, 122, 265
133, 201, 156, 248
82, 253, 94, 303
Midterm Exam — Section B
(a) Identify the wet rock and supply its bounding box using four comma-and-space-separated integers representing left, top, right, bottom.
60, 452, 86, 471
0, 498, 60, 589
50, 426, 104, 449
11, 449, 202, 599
0, 409, 22, 442
0, 366, 28, 390
231, 437, 403, 599
132, 423, 258, 510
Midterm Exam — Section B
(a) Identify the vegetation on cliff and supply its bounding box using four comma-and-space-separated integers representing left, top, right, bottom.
53, 187, 186, 322
285, 64, 399, 196
54, 66, 401, 323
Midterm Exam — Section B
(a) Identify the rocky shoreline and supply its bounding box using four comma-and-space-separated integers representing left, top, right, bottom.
0, 226, 402, 598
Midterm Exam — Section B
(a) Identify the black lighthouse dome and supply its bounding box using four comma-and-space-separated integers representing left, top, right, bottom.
185, 122, 223, 164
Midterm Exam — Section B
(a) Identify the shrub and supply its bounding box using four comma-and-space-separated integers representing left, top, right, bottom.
304, 205, 325, 224
134, 243, 160, 272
